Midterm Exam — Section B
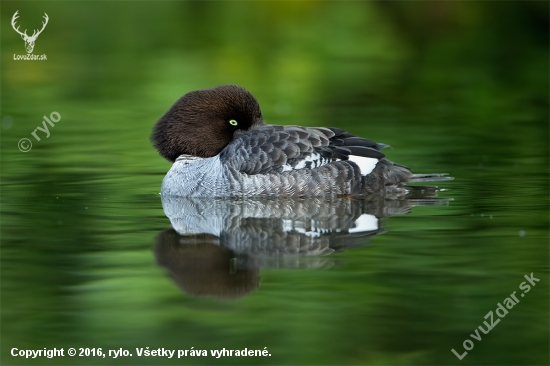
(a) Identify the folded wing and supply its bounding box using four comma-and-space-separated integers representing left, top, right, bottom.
219, 125, 389, 176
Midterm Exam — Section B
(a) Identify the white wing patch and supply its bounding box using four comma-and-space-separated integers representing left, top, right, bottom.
281, 153, 378, 175
294, 153, 321, 169
348, 155, 378, 176
349, 214, 378, 233
281, 153, 332, 172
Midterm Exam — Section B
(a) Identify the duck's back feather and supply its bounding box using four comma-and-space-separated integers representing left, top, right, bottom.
219, 125, 389, 177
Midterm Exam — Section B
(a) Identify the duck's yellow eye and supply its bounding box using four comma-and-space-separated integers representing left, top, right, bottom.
229, 119, 238, 126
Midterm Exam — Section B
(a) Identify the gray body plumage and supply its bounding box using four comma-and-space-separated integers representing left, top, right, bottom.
161, 125, 423, 197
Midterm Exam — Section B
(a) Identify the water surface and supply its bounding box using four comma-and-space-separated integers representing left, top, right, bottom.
1, 2, 548, 365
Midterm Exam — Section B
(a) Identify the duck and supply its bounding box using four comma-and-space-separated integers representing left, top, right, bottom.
151, 85, 452, 197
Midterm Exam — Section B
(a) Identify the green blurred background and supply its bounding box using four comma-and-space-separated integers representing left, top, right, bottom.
1, 1, 548, 365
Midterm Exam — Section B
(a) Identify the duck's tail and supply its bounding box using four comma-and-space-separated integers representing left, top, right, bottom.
408, 173, 454, 183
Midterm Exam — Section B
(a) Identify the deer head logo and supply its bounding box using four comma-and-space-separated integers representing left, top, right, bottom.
11, 10, 49, 54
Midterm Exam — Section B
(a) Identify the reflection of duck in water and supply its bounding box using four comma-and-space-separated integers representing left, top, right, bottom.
155, 230, 260, 299
154, 195, 450, 299
151, 85, 452, 197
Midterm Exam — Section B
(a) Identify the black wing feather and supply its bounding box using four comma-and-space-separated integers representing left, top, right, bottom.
346, 146, 385, 159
